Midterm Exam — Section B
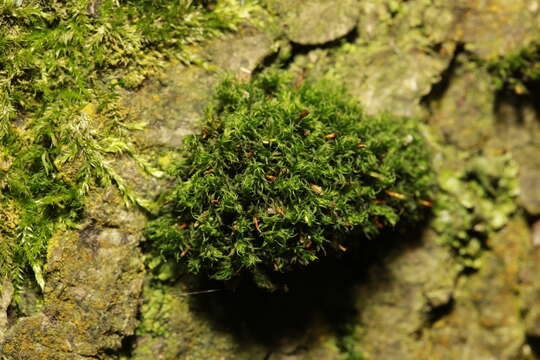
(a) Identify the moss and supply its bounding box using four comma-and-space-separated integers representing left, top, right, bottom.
487, 38, 540, 92
145, 69, 435, 288
0, 0, 252, 296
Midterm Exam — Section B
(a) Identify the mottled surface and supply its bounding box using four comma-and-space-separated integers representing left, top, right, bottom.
352, 231, 458, 359
126, 65, 214, 149
522, 219, 540, 338
421, 218, 532, 359
490, 95, 540, 215
351, 218, 539, 359
1, 226, 145, 359
428, 57, 496, 151
267, 0, 359, 45
130, 284, 244, 360
291, 0, 458, 117
126, 25, 274, 149
0, 280, 13, 344
455, 0, 540, 60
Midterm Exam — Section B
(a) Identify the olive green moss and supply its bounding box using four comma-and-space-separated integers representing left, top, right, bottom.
0, 0, 250, 296
487, 38, 540, 91
145, 70, 435, 288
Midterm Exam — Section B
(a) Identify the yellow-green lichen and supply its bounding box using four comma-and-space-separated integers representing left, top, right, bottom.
432, 149, 520, 269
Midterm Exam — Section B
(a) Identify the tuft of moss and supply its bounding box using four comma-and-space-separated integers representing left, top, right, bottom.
487, 39, 540, 92
145, 70, 434, 287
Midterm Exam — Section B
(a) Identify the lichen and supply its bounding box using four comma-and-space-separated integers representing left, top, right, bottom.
432, 147, 520, 269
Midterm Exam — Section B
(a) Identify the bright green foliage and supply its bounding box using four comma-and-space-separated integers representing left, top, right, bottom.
0, 0, 247, 293
145, 70, 434, 286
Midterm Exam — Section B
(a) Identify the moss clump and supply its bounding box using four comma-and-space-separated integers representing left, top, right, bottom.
145, 70, 434, 287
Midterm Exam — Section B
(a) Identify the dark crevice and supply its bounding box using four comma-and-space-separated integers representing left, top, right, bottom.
420, 42, 465, 110
103, 333, 137, 357
425, 298, 455, 326
523, 210, 540, 226
428, 42, 443, 54
277, 27, 359, 70
459, 266, 480, 277
527, 335, 540, 356
251, 48, 282, 77
493, 79, 540, 129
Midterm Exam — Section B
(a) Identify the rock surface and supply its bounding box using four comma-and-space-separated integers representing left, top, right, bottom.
351, 231, 458, 359
130, 284, 244, 360
351, 218, 540, 359
455, 0, 540, 60
490, 95, 540, 215
0, 280, 13, 344
1, 225, 145, 359
291, 0, 458, 117
428, 57, 496, 151
126, 25, 275, 149
421, 218, 532, 359
267, 0, 359, 45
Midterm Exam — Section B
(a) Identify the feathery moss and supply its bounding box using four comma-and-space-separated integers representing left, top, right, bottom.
0, 0, 249, 296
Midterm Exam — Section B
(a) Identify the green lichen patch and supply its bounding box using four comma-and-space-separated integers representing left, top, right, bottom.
145, 70, 435, 288
432, 149, 519, 269
1, 227, 145, 358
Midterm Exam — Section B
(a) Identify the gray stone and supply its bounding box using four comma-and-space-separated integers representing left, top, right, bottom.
428, 57, 496, 151
268, 0, 359, 45
455, 0, 540, 60
354, 231, 458, 359
0, 226, 145, 358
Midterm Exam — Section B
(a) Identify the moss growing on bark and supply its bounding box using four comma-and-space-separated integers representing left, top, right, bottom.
0, 0, 250, 295
145, 70, 435, 288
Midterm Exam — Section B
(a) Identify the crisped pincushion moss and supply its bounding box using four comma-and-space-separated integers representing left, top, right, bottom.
145, 70, 434, 286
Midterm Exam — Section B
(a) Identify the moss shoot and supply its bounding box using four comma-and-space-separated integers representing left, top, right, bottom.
145, 70, 435, 287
